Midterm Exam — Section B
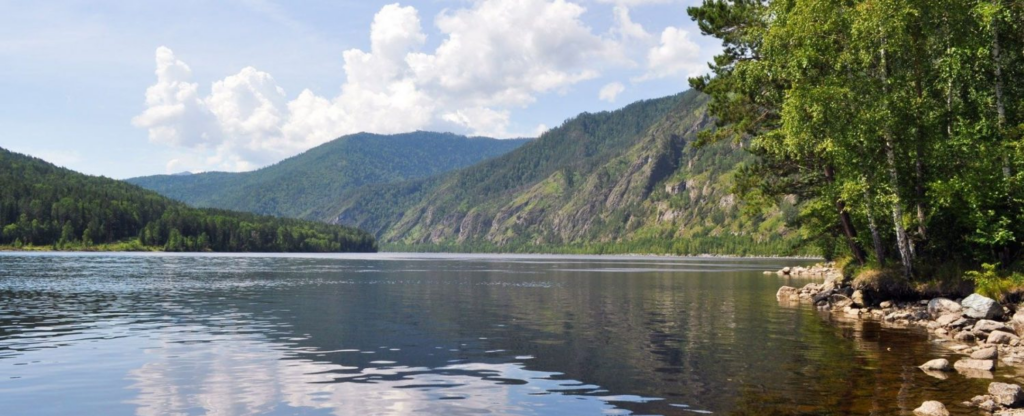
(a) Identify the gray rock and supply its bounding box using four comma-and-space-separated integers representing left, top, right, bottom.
927, 298, 963, 319
777, 286, 799, 301
973, 347, 999, 360
975, 319, 1012, 334
989, 382, 1024, 407
962, 294, 1003, 319
880, 300, 894, 309
955, 358, 996, 371
936, 313, 962, 327
1011, 312, 1024, 335
852, 290, 868, 307
830, 294, 853, 309
988, 331, 1019, 345
919, 359, 951, 371
913, 401, 949, 416
955, 331, 977, 342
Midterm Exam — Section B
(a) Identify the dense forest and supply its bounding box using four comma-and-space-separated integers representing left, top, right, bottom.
0, 147, 376, 252
128, 132, 529, 219
687, 0, 1024, 275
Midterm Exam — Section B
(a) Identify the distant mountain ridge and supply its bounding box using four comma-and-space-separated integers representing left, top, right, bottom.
328, 90, 801, 255
128, 132, 529, 219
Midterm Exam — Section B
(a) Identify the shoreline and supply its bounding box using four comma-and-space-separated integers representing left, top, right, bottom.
777, 264, 1024, 415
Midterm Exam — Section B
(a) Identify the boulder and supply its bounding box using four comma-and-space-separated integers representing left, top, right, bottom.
927, 298, 962, 319
777, 286, 799, 301
1011, 312, 1024, 335
973, 347, 999, 360
962, 294, 1003, 319
852, 290, 868, 307
955, 358, 996, 372
913, 401, 949, 416
830, 294, 854, 309
975, 319, 1013, 334
988, 331, 1019, 345
989, 382, 1024, 408
955, 331, 977, 342
781, 266, 791, 275
919, 359, 951, 371
949, 317, 973, 328
936, 313, 962, 327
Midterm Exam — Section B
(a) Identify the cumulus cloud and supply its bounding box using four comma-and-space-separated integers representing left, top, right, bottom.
133, 1, 706, 172
599, 82, 625, 102
635, 26, 703, 81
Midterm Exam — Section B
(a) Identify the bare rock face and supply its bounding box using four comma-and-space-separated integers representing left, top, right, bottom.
962, 294, 1004, 319
928, 298, 963, 319
989, 382, 1024, 408
988, 331, 1019, 345
955, 358, 996, 372
919, 359, 952, 371
913, 401, 950, 416
973, 347, 999, 360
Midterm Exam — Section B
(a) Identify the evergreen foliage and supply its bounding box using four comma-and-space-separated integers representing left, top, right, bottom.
0, 147, 376, 252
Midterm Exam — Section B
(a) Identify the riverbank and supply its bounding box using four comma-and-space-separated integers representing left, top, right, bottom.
777, 265, 1024, 415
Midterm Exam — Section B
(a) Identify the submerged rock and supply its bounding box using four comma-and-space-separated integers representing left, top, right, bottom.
919, 359, 952, 371
928, 298, 962, 318
989, 382, 1024, 408
963, 294, 1003, 319
913, 401, 949, 416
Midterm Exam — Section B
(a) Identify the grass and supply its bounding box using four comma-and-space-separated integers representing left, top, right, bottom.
0, 239, 160, 252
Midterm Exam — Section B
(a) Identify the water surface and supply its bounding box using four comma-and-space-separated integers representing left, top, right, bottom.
0, 253, 1007, 415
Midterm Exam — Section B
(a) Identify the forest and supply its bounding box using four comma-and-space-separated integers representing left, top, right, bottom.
688, 0, 1023, 279
0, 147, 377, 252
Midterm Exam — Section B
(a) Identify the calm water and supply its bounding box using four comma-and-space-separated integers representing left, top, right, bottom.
0, 253, 1010, 415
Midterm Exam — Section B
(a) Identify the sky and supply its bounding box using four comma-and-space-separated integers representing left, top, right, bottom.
0, 0, 720, 179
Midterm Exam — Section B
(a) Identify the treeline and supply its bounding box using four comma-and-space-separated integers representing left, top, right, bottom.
689, 0, 1023, 274
0, 147, 377, 252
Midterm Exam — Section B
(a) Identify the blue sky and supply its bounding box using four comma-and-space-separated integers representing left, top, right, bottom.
0, 0, 719, 178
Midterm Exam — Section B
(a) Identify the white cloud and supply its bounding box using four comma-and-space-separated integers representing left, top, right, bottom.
610, 6, 651, 41
635, 26, 703, 81
599, 82, 625, 102
133, 1, 698, 171
131, 46, 220, 149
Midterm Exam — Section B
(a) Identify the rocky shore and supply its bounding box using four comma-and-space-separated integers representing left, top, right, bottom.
777, 265, 1024, 415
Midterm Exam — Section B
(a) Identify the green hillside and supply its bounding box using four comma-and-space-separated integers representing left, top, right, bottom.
0, 147, 376, 252
330, 90, 805, 256
128, 132, 529, 219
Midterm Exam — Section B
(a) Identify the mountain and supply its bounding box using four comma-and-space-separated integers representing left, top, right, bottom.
0, 147, 376, 252
128, 132, 529, 219
330, 90, 802, 255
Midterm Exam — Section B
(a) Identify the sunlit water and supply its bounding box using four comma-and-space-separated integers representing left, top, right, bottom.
0, 253, 1013, 415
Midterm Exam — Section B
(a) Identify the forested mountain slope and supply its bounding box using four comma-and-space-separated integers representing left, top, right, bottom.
331, 90, 803, 255
0, 147, 376, 252
128, 132, 529, 219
